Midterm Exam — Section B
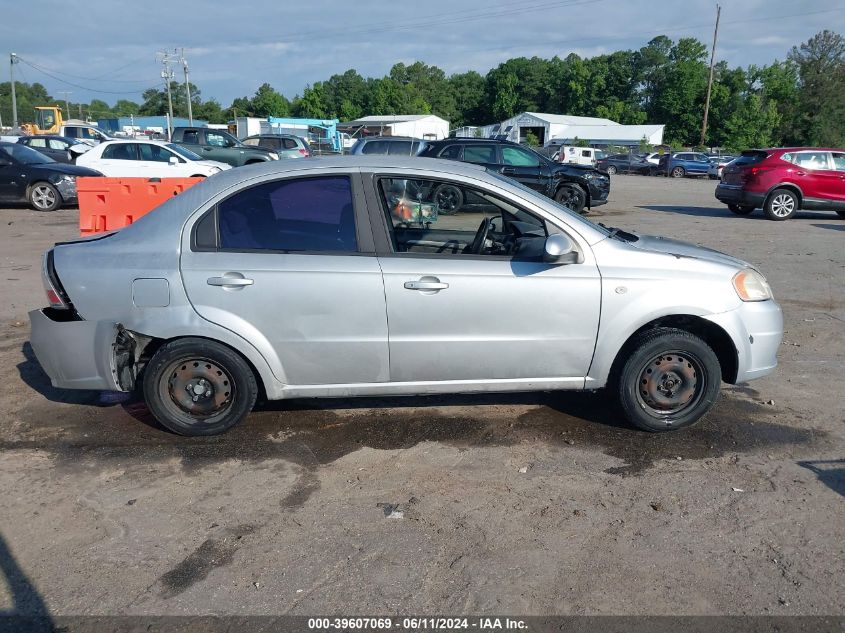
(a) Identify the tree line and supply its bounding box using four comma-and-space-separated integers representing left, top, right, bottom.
2, 30, 843, 150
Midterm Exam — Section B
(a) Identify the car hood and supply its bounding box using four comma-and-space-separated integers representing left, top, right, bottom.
628, 233, 749, 269
31, 162, 102, 177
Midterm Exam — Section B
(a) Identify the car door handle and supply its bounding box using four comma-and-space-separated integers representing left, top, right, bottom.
404, 279, 449, 291
207, 274, 254, 288
795, 171, 806, 176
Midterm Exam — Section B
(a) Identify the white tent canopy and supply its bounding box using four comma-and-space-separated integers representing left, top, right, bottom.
482, 112, 665, 147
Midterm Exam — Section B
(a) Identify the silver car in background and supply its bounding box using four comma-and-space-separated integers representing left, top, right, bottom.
29, 157, 782, 436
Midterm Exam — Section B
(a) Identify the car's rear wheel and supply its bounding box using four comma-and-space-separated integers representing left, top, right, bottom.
671, 166, 686, 178
143, 338, 258, 436
728, 204, 755, 215
616, 328, 721, 432
433, 183, 463, 214
554, 184, 587, 214
764, 188, 798, 221
28, 182, 61, 212
606, 165, 617, 175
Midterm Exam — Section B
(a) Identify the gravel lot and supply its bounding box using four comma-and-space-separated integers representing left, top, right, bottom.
0, 175, 842, 619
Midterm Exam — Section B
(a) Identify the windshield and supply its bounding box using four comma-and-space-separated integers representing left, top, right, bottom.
486, 169, 611, 237
0, 143, 55, 165
167, 143, 202, 160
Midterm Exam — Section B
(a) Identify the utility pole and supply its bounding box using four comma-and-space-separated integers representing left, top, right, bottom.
10, 53, 19, 132
157, 50, 177, 140
700, 4, 721, 148
58, 91, 72, 119
181, 48, 193, 125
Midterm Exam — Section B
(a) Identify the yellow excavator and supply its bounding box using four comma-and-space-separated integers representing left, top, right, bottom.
21, 106, 64, 135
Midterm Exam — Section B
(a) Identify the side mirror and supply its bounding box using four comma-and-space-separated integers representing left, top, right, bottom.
169, 156, 179, 165
543, 233, 580, 265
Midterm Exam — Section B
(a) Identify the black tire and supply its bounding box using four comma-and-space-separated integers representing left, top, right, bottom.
728, 204, 755, 215
28, 182, 62, 212
190, 174, 207, 178
836, 209, 845, 218
554, 184, 587, 214
670, 166, 685, 178
433, 183, 464, 215
616, 328, 721, 432
764, 188, 799, 221
142, 338, 258, 436
606, 165, 617, 175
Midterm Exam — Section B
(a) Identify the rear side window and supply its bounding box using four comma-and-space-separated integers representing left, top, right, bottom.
181, 130, 199, 144
790, 151, 830, 170
102, 144, 137, 160
438, 145, 462, 160
282, 138, 298, 149
463, 145, 496, 164
734, 151, 769, 167
218, 176, 357, 252
387, 141, 415, 155
361, 141, 389, 154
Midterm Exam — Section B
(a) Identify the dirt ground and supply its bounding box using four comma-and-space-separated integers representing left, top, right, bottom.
0, 175, 842, 619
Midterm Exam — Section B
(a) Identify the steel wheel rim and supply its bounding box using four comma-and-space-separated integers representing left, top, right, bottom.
635, 350, 705, 418
607, 166, 616, 175
435, 186, 459, 211
160, 356, 235, 421
771, 194, 795, 217
32, 186, 56, 209
672, 167, 684, 177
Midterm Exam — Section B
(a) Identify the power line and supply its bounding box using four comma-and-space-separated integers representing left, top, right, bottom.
15, 56, 158, 95
13, 58, 155, 83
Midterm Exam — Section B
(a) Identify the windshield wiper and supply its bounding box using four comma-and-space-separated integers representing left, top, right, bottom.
598, 223, 638, 242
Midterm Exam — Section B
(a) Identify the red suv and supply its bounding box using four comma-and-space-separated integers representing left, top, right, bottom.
715, 148, 845, 220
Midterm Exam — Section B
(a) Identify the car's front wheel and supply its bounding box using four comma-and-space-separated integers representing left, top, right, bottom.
728, 204, 755, 215
764, 188, 798, 221
671, 166, 686, 178
143, 338, 258, 436
28, 182, 62, 212
616, 328, 721, 432
606, 165, 617, 175
554, 184, 587, 214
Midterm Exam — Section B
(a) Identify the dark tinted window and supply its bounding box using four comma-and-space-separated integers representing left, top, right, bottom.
181, 130, 200, 144
138, 143, 174, 162
438, 145, 462, 160
387, 141, 415, 155
463, 145, 496, 164
282, 138, 298, 149
218, 176, 357, 252
734, 150, 769, 166
361, 140, 389, 154
102, 144, 137, 160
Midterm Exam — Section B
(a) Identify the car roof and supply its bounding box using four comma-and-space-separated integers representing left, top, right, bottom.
356, 136, 425, 142
98, 139, 170, 146
246, 134, 301, 139
427, 138, 519, 146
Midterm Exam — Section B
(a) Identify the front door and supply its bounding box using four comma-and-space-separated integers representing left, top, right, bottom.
499, 144, 546, 193
370, 174, 601, 384
180, 172, 389, 386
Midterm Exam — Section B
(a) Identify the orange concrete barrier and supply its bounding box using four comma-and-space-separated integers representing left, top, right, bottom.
77, 177, 203, 236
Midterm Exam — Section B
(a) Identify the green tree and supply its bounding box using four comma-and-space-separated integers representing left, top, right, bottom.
294, 83, 329, 119
490, 72, 519, 120
250, 82, 290, 117
788, 29, 845, 146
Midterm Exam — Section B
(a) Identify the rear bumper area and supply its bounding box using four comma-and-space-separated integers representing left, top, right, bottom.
715, 184, 766, 208
705, 299, 783, 383
28, 309, 121, 391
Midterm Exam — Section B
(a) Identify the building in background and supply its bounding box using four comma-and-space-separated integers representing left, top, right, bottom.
97, 116, 207, 136
481, 112, 664, 148
340, 115, 449, 140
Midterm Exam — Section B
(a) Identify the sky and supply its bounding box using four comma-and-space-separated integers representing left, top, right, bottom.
2, 0, 844, 110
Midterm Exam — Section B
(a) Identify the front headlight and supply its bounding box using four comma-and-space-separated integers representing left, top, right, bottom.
268, 152, 279, 160
732, 269, 772, 301
58, 174, 76, 182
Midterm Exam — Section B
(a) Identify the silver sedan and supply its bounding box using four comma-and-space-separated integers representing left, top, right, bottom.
29, 156, 782, 435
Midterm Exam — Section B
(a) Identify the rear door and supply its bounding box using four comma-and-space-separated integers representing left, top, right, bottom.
826, 152, 845, 206
180, 171, 389, 386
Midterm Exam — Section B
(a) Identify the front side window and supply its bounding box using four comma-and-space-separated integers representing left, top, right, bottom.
206, 132, 231, 147
181, 130, 199, 144
48, 139, 68, 150
28, 138, 47, 148
378, 177, 547, 259
502, 146, 540, 167
139, 143, 176, 162
218, 176, 357, 252
438, 145, 462, 160
831, 152, 845, 171
242, 138, 260, 146
361, 140, 389, 155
